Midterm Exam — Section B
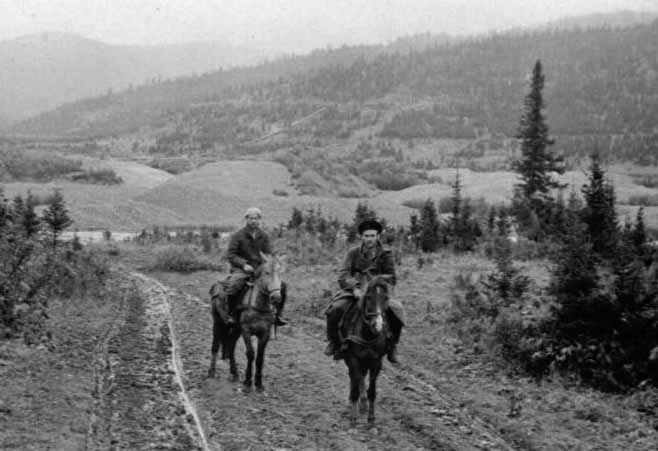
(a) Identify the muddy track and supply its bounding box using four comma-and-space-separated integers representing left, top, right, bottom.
124, 271, 519, 451
85, 274, 207, 451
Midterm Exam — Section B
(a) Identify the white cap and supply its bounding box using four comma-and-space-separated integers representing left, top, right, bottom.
245, 207, 263, 218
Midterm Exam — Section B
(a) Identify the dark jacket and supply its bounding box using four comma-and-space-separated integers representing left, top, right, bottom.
227, 227, 272, 271
338, 242, 396, 291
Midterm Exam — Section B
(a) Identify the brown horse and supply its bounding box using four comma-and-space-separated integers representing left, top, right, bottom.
207, 252, 286, 392
340, 274, 392, 425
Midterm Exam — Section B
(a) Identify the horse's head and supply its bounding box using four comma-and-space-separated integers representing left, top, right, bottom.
256, 251, 286, 308
361, 275, 392, 334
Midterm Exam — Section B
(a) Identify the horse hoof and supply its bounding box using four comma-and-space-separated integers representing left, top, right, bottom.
255, 384, 264, 393
207, 369, 215, 378
230, 373, 239, 382
367, 416, 375, 424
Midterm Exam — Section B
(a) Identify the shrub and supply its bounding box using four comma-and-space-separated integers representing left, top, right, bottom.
1, 190, 109, 343
0, 149, 82, 181
365, 172, 417, 191
151, 246, 221, 272
272, 189, 289, 197
69, 168, 123, 185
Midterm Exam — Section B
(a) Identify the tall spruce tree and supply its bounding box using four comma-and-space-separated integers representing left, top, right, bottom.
513, 60, 565, 232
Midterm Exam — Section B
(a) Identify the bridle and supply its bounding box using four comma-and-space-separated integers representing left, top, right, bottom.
361, 283, 385, 334
245, 265, 282, 312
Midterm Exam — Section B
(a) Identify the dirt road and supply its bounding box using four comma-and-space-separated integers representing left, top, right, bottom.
125, 270, 516, 451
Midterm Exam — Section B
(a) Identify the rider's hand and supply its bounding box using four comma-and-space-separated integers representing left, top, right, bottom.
243, 264, 254, 273
353, 288, 363, 299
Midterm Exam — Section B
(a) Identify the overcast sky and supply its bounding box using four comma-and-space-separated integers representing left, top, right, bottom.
1, 0, 657, 52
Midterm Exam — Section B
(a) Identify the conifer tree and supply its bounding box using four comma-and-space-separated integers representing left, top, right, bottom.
419, 199, 440, 252
581, 154, 618, 259
512, 60, 565, 232
42, 190, 72, 248
22, 192, 41, 237
288, 207, 303, 230
632, 207, 647, 254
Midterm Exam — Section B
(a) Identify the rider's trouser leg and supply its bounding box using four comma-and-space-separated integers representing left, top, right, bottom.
277, 281, 287, 316
387, 310, 403, 345
325, 295, 351, 350
225, 270, 249, 317
386, 297, 405, 343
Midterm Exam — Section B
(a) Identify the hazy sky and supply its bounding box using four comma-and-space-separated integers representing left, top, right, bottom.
1, 0, 656, 52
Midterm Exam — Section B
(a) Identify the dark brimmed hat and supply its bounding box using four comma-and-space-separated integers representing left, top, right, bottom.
358, 219, 383, 234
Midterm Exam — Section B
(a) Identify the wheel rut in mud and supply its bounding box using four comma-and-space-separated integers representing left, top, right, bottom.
86, 273, 208, 451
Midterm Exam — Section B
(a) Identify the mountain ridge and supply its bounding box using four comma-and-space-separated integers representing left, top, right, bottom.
0, 31, 272, 123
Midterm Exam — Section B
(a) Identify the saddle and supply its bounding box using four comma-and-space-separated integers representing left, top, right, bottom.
209, 280, 253, 324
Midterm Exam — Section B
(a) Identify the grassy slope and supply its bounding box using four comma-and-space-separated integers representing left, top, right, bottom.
3, 152, 657, 230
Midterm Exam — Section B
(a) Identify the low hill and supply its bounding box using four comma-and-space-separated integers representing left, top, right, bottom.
0, 32, 271, 123
135, 160, 414, 227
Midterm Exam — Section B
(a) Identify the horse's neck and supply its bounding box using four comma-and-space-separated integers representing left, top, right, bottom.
242, 283, 268, 310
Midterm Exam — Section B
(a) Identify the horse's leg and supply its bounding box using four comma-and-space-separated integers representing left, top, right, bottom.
254, 331, 269, 392
228, 326, 239, 381
359, 372, 368, 413
346, 357, 362, 426
367, 359, 383, 424
242, 330, 254, 390
207, 309, 222, 378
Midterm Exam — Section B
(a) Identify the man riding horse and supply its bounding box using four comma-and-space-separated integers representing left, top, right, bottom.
224, 207, 288, 327
325, 219, 405, 363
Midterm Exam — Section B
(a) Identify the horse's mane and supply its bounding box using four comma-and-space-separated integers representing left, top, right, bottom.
253, 254, 278, 279
365, 275, 391, 294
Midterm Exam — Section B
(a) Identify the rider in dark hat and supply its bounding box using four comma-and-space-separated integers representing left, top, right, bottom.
324, 219, 405, 363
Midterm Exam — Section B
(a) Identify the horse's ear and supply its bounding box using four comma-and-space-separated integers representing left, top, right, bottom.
277, 254, 288, 267
379, 275, 394, 283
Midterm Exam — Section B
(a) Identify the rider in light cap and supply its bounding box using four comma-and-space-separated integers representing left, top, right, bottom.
223, 206, 288, 326
244, 207, 262, 219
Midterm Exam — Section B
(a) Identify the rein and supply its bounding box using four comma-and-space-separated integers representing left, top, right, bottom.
340, 287, 386, 347
245, 279, 279, 315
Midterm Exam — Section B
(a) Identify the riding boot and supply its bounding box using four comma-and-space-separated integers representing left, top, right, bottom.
387, 312, 402, 364
387, 344, 400, 364
275, 313, 288, 327
274, 284, 289, 326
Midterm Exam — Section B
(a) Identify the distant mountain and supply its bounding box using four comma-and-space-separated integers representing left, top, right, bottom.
0, 32, 270, 123
544, 10, 658, 30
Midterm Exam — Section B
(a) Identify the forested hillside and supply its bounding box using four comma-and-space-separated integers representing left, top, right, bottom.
11, 21, 658, 165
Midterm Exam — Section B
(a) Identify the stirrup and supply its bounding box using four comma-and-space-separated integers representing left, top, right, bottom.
275, 316, 288, 327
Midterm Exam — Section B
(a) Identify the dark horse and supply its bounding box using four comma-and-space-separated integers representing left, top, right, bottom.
207, 252, 285, 392
340, 274, 393, 425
